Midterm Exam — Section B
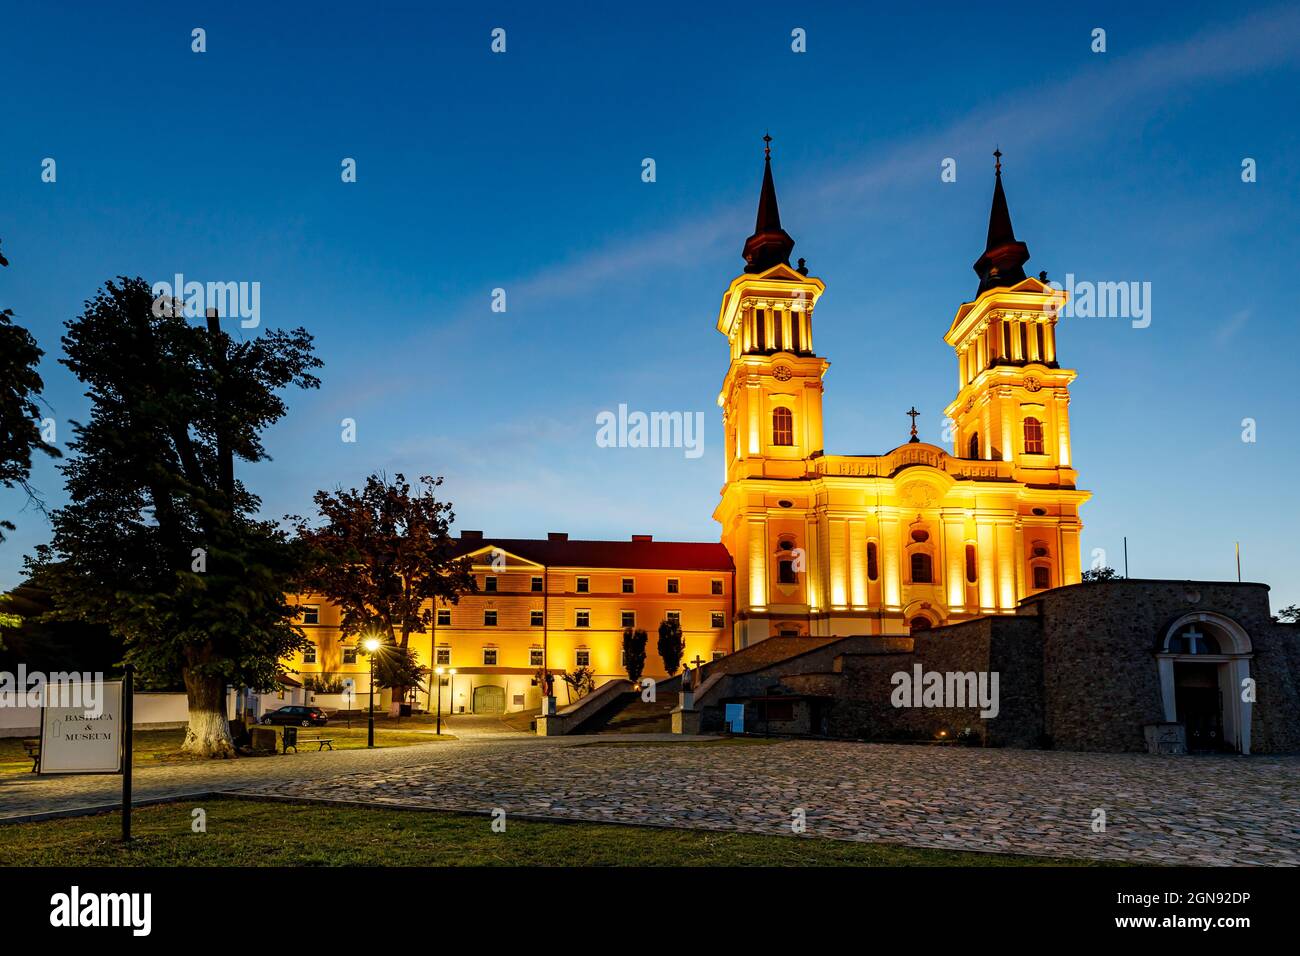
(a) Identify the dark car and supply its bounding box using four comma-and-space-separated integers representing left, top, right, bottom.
260, 705, 327, 727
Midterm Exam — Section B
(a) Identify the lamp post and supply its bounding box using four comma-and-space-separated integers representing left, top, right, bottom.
434, 666, 444, 735
364, 636, 381, 748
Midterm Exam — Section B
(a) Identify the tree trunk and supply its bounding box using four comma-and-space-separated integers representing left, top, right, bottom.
388, 622, 409, 718
181, 668, 236, 758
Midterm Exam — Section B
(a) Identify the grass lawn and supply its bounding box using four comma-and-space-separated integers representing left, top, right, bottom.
0, 720, 453, 776
0, 798, 1115, 867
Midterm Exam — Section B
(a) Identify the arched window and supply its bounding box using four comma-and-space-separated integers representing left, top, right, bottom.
965, 544, 977, 583
866, 541, 879, 581
1168, 625, 1222, 655
1032, 565, 1051, 589
911, 552, 933, 584
909, 616, 932, 633
968, 433, 980, 459
777, 538, 797, 584
1023, 417, 1044, 455
772, 407, 794, 446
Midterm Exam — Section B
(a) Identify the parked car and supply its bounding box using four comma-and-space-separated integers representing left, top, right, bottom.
260, 705, 328, 727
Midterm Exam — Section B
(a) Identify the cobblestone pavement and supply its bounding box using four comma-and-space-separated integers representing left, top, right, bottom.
0, 735, 588, 820
5, 736, 1297, 864
237, 740, 1300, 865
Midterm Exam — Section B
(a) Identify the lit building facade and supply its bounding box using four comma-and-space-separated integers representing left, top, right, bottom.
289, 534, 733, 713
715, 143, 1090, 647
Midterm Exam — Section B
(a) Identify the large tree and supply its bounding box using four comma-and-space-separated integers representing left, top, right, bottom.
0, 238, 60, 546
31, 276, 321, 756
291, 473, 475, 715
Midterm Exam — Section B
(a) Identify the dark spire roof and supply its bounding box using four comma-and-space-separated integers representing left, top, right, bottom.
973, 149, 1031, 295
742, 134, 796, 274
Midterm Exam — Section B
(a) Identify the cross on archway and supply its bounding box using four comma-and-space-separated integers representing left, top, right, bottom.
1182, 626, 1206, 654
688, 655, 707, 670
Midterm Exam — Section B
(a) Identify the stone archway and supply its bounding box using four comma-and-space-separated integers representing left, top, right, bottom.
1157, 612, 1253, 754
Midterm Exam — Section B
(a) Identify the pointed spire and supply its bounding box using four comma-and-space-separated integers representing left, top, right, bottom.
973, 148, 1031, 295
742, 133, 795, 274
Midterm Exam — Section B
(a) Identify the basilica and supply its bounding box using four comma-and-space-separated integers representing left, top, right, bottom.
715, 141, 1086, 645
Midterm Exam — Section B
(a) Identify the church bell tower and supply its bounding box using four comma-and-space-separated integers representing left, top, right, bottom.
716, 136, 828, 483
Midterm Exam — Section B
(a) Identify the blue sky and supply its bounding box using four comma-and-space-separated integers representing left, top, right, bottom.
2, 2, 1298, 608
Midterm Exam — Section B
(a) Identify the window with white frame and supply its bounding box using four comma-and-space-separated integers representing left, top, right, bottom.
575, 648, 591, 667
343, 646, 357, 664
303, 643, 317, 664
667, 578, 680, 594
435, 646, 450, 666
301, 604, 319, 625
484, 609, 498, 626
436, 609, 451, 626
530, 647, 544, 667
621, 610, 635, 629
576, 576, 590, 593
712, 651, 726, 661
575, 609, 590, 628
711, 579, 723, 595
530, 610, 544, 627
531, 576, 544, 592
621, 577, 635, 593
711, 611, 725, 629
484, 575, 498, 593
482, 647, 498, 666
666, 610, 681, 625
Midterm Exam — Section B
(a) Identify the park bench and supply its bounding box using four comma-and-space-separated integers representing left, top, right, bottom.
283, 732, 334, 753
21, 737, 40, 772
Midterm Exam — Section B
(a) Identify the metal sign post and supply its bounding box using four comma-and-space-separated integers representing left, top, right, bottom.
122, 664, 133, 842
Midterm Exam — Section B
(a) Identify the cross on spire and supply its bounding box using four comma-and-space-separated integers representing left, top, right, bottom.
763, 131, 772, 159
994, 146, 1002, 175
907, 406, 921, 443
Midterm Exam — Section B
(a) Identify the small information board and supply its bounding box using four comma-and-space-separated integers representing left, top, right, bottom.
38, 680, 124, 774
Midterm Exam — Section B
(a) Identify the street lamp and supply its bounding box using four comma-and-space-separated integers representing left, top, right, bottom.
434, 667, 444, 735
363, 635, 381, 748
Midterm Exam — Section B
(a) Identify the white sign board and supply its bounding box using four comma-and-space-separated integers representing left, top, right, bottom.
38, 680, 124, 774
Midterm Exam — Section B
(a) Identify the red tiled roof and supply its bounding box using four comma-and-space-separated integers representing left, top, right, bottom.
452, 536, 734, 572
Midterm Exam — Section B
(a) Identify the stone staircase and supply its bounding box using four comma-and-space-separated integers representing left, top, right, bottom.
577, 690, 679, 734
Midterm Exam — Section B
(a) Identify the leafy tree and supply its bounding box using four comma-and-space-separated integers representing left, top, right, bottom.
657, 617, 685, 674
0, 238, 60, 544
1275, 605, 1299, 624
562, 666, 596, 702
1081, 566, 1120, 582
291, 473, 475, 716
30, 276, 321, 757
621, 627, 648, 683
0, 568, 123, 675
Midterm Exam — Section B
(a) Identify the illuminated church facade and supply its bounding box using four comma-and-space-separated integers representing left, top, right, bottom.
717, 143, 1088, 648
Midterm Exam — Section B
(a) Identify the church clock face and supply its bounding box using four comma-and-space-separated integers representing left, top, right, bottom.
1024, 376, 1042, 392
773, 365, 793, 382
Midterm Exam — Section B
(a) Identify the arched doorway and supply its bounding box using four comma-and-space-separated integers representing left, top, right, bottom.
1157, 613, 1253, 754
473, 685, 506, 714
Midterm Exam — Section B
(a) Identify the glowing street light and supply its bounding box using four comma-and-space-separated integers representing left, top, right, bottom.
363, 634, 382, 748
